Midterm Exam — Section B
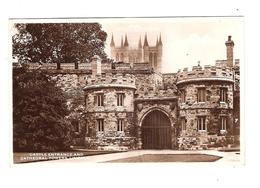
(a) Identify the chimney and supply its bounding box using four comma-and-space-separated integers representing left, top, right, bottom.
225, 35, 235, 67
91, 55, 101, 76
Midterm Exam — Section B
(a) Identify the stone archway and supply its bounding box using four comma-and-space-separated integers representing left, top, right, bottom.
141, 110, 172, 149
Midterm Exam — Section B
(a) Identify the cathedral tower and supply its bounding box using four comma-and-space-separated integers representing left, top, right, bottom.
110, 33, 163, 72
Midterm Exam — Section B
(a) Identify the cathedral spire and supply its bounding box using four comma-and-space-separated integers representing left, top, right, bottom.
138, 36, 142, 48
124, 34, 129, 47
110, 33, 115, 47
121, 36, 124, 47
143, 33, 149, 47
158, 33, 163, 46
156, 36, 159, 46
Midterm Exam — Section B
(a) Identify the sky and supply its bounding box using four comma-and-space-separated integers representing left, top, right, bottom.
10, 17, 244, 73
99, 17, 244, 73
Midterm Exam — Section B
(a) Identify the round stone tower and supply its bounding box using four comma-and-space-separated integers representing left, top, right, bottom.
83, 67, 137, 150
176, 64, 235, 150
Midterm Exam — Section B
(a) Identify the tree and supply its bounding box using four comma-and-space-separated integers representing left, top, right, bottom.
12, 23, 108, 64
13, 65, 74, 152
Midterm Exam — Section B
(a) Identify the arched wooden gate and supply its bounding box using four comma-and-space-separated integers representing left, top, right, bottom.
141, 110, 172, 149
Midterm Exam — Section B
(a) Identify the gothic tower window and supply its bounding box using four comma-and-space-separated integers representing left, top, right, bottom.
129, 55, 133, 63
120, 53, 124, 61
154, 53, 157, 68
116, 53, 119, 61
149, 53, 153, 65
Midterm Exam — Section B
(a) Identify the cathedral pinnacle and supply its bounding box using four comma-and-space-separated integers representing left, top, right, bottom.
124, 34, 129, 47
110, 33, 115, 47
143, 33, 149, 47
158, 33, 163, 46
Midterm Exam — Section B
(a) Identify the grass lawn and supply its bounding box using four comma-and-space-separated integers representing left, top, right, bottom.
105, 154, 222, 163
13, 150, 122, 164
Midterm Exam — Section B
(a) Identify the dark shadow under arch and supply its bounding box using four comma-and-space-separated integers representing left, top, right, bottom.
141, 110, 172, 149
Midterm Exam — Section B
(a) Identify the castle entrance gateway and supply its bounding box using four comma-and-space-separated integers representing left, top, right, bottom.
141, 110, 171, 149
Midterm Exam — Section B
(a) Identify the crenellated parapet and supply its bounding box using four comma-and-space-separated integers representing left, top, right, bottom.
176, 64, 234, 85
24, 61, 154, 75
84, 73, 136, 90
26, 62, 91, 70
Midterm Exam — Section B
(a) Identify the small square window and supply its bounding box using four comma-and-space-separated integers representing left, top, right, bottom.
97, 119, 104, 132
220, 116, 228, 131
220, 88, 228, 103
180, 90, 186, 103
197, 88, 206, 102
117, 93, 124, 106
96, 94, 104, 106
197, 116, 207, 131
117, 119, 124, 132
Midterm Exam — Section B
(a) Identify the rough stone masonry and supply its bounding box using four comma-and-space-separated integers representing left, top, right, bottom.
22, 36, 240, 151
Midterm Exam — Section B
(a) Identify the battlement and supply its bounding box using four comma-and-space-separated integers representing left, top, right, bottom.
24, 61, 153, 74
132, 62, 152, 70
215, 60, 227, 67
84, 73, 136, 90
113, 62, 131, 70
26, 62, 115, 71
26, 62, 91, 70
176, 64, 234, 85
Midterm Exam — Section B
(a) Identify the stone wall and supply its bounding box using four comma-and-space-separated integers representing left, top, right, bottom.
177, 82, 234, 109
51, 73, 86, 92
85, 112, 137, 150
50, 73, 86, 110
163, 73, 177, 89
85, 73, 135, 88
134, 72, 177, 99
23, 56, 239, 150
85, 88, 135, 113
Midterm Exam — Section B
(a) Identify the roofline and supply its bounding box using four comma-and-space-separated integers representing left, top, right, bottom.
83, 84, 136, 90
134, 97, 177, 102
176, 77, 234, 85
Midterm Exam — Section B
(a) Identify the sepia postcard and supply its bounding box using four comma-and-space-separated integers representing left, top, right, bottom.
10, 17, 243, 164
